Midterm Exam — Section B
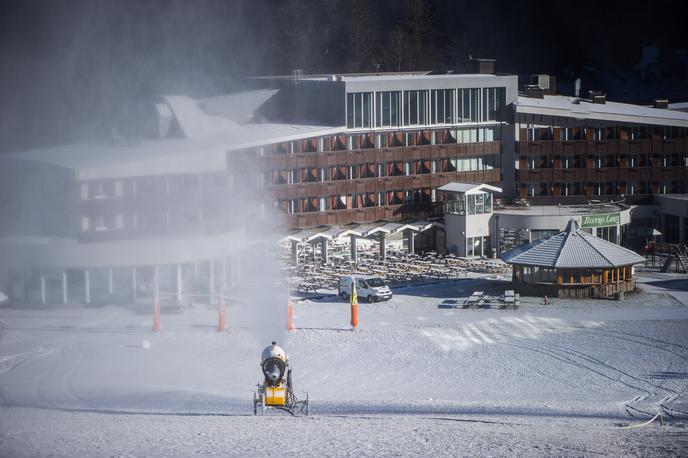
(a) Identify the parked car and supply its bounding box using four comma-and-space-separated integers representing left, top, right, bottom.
338, 275, 392, 303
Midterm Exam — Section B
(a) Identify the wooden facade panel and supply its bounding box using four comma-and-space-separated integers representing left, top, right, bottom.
651, 140, 663, 153
562, 142, 575, 155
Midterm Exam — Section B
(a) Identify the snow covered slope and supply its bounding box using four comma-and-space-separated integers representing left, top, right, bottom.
0, 275, 687, 456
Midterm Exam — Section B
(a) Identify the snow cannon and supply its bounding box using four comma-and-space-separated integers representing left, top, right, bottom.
253, 341, 309, 416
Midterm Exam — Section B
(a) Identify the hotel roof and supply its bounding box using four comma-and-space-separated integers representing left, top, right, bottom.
438, 183, 503, 194
1, 122, 343, 180
501, 220, 646, 269
517, 95, 688, 128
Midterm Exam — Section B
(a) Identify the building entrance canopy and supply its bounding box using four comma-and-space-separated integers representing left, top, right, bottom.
279, 219, 445, 265
278, 219, 443, 244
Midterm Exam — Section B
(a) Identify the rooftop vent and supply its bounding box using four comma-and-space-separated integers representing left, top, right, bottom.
588, 91, 606, 104
531, 74, 550, 90
653, 98, 669, 109
527, 74, 557, 95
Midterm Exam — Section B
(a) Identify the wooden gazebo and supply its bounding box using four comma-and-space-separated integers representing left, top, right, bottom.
501, 220, 646, 298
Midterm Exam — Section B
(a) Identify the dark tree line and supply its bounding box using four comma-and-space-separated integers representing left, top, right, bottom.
1, 0, 687, 153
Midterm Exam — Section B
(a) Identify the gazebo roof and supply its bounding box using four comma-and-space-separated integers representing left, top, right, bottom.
501, 220, 646, 269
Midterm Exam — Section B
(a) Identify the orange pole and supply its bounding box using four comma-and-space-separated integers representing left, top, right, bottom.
350, 280, 359, 330
287, 302, 295, 331
218, 301, 227, 332
153, 300, 161, 332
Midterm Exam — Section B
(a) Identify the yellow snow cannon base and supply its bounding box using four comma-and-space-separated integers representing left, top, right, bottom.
265, 386, 286, 406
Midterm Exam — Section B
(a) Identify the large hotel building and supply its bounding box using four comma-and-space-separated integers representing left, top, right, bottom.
1, 65, 687, 303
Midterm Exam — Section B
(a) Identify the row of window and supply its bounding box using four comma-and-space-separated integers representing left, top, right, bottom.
523, 180, 684, 196
524, 153, 688, 169
347, 88, 506, 129
80, 174, 228, 201
662, 214, 687, 243
80, 205, 228, 232
523, 125, 688, 142
277, 188, 435, 214
265, 126, 502, 156
267, 156, 497, 185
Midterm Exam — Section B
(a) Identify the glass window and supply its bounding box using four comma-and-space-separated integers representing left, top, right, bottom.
469, 89, 479, 122
431, 89, 455, 124
562, 155, 574, 168
479, 126, 497, 142
479, 87, 505, 122
403, 90, 428, 126
475, 193, 484, 213
346, 92, 373, 129
375, 91, 401, 127
457, 89, 476, 123
444, 198, 465, 215
466, 195, 476, 214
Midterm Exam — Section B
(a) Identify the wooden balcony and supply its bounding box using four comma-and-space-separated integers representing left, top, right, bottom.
262, 142, 502, 170
516, 139, 680, 157
267, 169, 501, 200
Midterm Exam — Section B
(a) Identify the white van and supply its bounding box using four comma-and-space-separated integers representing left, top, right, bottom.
338, 275, 392, 303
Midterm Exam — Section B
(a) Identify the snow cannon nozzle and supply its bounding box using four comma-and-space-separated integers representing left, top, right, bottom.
261, 342, 288, 387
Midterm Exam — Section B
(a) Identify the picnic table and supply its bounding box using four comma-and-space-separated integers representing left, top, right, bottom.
500, 290, 520, 308
296, 282, 319, 294
463, 291, 485, 308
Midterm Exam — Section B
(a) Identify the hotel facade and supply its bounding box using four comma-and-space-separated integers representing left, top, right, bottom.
1, 68, 687, 304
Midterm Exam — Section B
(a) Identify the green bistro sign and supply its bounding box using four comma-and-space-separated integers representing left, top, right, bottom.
581, 213, 620, 228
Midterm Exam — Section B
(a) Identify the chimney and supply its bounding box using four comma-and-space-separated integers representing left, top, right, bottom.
653, 98, 669, 109
588, 91, 606, 104
471, 58, 496, 74
525, 85, 545, 99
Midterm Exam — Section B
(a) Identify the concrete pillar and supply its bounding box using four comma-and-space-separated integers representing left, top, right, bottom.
379, 233, 387, 261
153, 265, 160, 302
19, 269, 27, 301
84, 269, 91, 304
40, 269, 46, 304
234, 252, 241, 284
108, 268, 114, 295
5, 269, 12, 302
405, 230, 415, 255
131, 267, 137, 302
350, 235, 358, 263
208, 260, 215, 306
291, 240, 299, 266
230, 254, 238, 287
222, 257, 227, 290
176, 264, 183, 304
321, 237, 329, 264
62, 270, 68, 304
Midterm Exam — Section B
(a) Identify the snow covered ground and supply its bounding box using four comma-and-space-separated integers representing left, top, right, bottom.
1, 273, 687, 456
